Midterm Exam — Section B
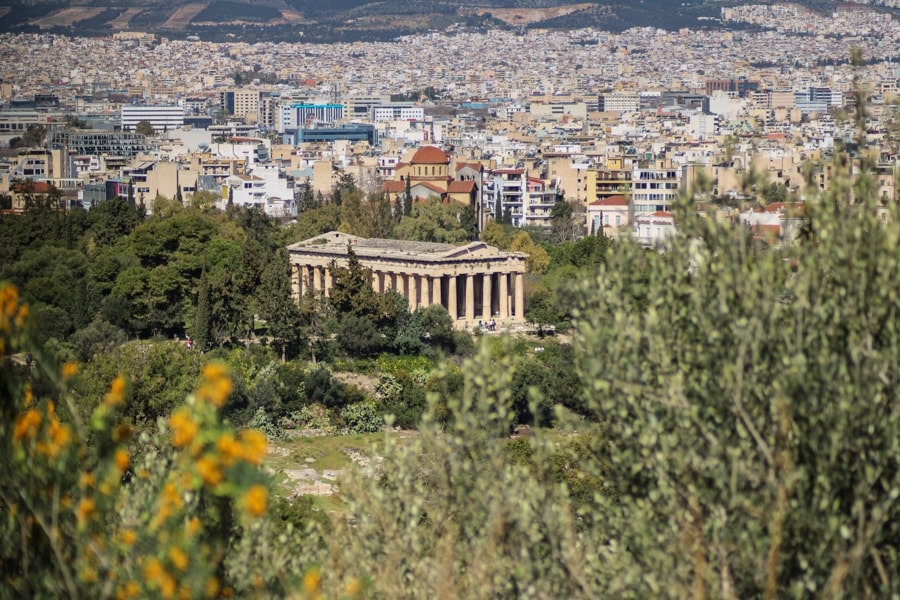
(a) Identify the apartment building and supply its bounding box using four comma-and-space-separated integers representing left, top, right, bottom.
120, 105, 184, 131
598, 91, 640, 113
632, 163, 681, 213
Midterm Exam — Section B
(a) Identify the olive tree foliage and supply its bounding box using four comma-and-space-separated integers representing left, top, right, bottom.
572, 176, 899, 597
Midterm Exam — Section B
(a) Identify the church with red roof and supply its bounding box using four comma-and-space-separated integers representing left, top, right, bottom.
382, 145, 481, 209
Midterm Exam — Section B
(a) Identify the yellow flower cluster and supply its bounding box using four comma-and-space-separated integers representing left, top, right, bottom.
143, 557, 177, 599
14, 400, 73, 459
242, 485, 268, 518
61, 361, 80, 379
13, 408, 41, 441
0, 285, 27, 329
169, 408, 198, 449
197, 362, 233, 408
105, 376, 127, 407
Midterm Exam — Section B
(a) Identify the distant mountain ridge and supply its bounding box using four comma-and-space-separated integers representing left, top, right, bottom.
0, 0, 894, 42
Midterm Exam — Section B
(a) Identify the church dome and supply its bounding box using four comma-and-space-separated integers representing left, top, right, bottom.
410, 146, 449, 165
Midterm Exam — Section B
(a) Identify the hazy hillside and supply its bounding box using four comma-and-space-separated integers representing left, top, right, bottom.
0, 0, 894, 41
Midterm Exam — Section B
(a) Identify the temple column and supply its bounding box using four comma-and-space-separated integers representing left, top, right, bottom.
482, 273, 492, 319
514, 273, 525, 322
499, 273, 509, 319
421, 275, 431, 307
315, 267, 325, 295
291, 264, 301, 301
384, 271, 393, 292
448, 276, 458, 319
324, 268, 333, 297
408, 275, 418, 310
432, 276, 442, 310
395, 273, 406, 301
306, 266, 317, 294
372, 271, 382, 293
465, 274, 475, 322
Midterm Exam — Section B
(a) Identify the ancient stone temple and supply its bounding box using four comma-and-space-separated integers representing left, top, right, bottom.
287, 231, 528, 326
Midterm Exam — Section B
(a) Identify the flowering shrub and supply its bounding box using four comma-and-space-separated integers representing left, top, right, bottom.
0, 283, 305, 598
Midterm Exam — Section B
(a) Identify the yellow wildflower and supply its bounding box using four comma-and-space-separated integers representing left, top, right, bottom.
0, 285, 19, 322
61, 362, 79, 379
81, 472, 95, 488
143, 557, 165, 586
197, 362, 232, 407
37, 417, 72, 458
152, 482, 183, 530
76, 498, 95, 526
168, 546, 189, 572
14, 304, 28, 328
216, 433, 242, 466
303, 568, 321, 594
121, 529, 137, 546
115, 449, 130, 473
13, 408, 41, 442
116, 581, 140, 600
242, 485, 268, 518
159, 573, 176, 599
239, 429, 268, 465
105, 376, 127, 407
204, 577, 220, 598
196, 454, 223, 486
169, 408, 198, 449
186, 517, 201, 537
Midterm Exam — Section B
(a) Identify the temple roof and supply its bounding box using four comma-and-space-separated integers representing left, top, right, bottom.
287, 231, 527, 263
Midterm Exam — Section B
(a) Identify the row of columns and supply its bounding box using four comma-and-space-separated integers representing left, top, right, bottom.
291, 263, 525, 323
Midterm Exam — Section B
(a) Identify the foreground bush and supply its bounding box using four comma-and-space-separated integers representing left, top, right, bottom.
0, 284, 315, 597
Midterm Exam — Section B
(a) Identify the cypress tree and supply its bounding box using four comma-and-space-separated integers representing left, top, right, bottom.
194, 264, 211, 351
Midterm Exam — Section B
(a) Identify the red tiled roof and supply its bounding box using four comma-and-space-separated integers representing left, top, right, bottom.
411, 146, 449, 165
412, 181, 447, 194
447, 180, 476, 193
382, 181, 406, 193
589, 194, 629, 207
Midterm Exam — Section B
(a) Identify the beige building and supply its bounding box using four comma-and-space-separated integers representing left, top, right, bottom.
288, 231, 528, 327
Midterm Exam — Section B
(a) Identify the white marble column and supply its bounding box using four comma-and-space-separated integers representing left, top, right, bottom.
324, 268, 333, 298
465, 274, 475, 322
291, 264, 301, 301
432, 276, 442, 311
448, 276, 457, 319
482, 273, 492, 319
395, 272, 406, 300
372, 271, 382, 293
384, 271, 393, 292
499, 273, 509, 319
307, 266, 317, 294
514, 273, 525, 322
409, 275, 420, 310
421, 275, 431, 307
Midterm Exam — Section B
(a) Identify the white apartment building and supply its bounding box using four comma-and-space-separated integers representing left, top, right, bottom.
121, 105, 184, 131
277, 103, 344, 132
218, 166, 297, 219
632, 165, 681, 213
599, 91, 640, 113
483, 168, 563, 228
372, 104, 425, 122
